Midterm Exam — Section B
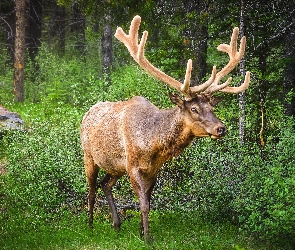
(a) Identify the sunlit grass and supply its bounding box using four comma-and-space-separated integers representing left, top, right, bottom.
0, 209, 269, 250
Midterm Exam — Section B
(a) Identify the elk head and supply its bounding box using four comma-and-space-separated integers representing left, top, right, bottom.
168, 93, 226, 139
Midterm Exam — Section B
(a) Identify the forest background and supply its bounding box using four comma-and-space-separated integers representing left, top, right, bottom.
0, 0, 295, 249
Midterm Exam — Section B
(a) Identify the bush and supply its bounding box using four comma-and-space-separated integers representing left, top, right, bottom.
1, 105, 86, 225
233, 117, 295, 245
152, 117, 295, 246
24, 46, 103, 107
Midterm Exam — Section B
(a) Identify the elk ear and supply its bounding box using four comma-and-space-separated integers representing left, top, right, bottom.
169, 92, 184, 107
210, 96, 223, 107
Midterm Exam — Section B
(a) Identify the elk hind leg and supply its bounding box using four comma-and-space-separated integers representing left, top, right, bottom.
84, 154, 99, 228
100, 173, 121, 230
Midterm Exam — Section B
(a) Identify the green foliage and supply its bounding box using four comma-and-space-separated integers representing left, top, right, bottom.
144, 25, 185, 80
152, 117, 295, 247
0, 55, 14, 104
1, 56, 295, 246
23, 45, 103, 107
0, 45, 172, 110
233, 117, 295, 244
1, 104, 86, 224
108, 64, 171, 107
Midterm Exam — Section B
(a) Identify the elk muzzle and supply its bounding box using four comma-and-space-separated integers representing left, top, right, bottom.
217, 126, 226, 137
210, 125, 227, 139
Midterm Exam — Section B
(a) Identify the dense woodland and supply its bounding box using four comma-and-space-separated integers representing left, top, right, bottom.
1, 0, 295, 114
1, 0, 295, 249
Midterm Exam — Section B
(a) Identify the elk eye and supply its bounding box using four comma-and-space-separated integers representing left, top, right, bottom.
191, 107, 198, 113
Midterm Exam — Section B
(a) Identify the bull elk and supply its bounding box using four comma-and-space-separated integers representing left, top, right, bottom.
81, 15, 250, 242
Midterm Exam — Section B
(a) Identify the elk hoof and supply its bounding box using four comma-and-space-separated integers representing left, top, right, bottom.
144, 234, 154, 244
112, 222, 121, 231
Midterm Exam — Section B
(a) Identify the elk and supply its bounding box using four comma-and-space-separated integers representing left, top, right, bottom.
81, 15, 250, 242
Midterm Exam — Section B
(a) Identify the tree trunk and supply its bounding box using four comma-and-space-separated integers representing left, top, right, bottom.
71, 2, 86, 56
283, 1, 295, 116
182, 0, 208, 85
14, 0, 26, 102
27, 0, 43, 62
49, 3, 66, 55
0, 0, 15, 63
238, 0, 246, 145
101, 13, 112, 85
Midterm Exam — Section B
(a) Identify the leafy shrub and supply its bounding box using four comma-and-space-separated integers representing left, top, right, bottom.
108, 65, 171, 107
152, 116, 295, 246
1, 105, 86, 225
0, 55, 14, 103
153, 136, 242, 214
24, 45, 103, 107
12, 46, 173, 111
233, 117, 295, 245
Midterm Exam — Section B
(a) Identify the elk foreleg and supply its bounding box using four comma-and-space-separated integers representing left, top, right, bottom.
139, 178, 156, 238
130, 169, 157, 242
100, 173, 121, 230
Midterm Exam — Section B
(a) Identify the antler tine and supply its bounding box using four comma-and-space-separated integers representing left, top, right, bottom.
115, 16, 186, 95
219, 71, 251, 94
115, 15, 215, 100
180, 59, 192, 93
189, 66, 217, 96
203, 27, 250, 95
180, 59, 220, 99
115, 17, 250, 100
114, 16, 140, 61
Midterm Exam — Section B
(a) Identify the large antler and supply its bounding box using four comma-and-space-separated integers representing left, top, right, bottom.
115, 15, 250, 100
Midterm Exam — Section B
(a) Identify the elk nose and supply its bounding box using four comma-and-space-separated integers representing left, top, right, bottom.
217, 126, 226, 137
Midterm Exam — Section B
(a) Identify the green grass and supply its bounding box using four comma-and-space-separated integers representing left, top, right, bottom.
0, 208, 268, 250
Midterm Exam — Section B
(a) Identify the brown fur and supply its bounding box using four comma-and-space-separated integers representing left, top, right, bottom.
81, 93, 226, 241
